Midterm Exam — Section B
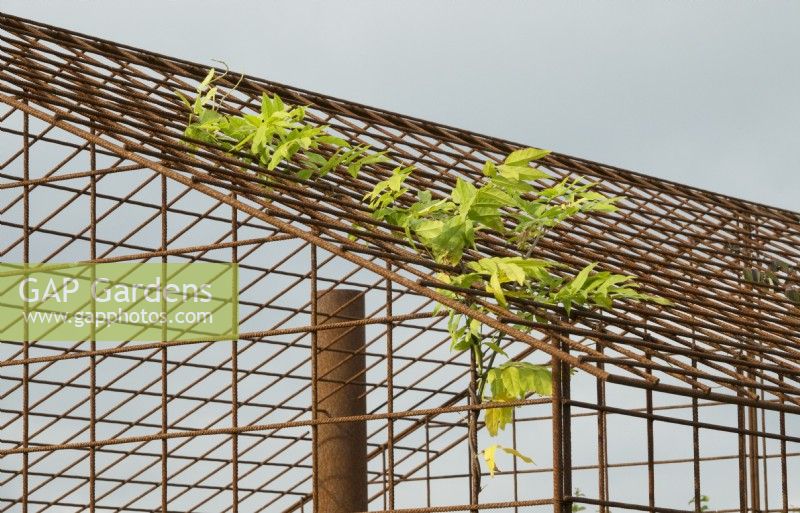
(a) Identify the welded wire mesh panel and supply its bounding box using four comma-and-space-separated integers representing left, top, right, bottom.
1, 11, 799, 513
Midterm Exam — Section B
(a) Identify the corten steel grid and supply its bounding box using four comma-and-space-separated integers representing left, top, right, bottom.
0, 11, 799, 513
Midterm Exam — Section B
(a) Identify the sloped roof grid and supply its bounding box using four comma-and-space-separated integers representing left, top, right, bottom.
1, 11, 799, 411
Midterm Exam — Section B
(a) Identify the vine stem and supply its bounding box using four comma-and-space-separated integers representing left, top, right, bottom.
467, 342, 481, 508
476, 332, 502, 403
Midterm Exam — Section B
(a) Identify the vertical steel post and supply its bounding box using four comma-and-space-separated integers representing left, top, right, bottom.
22, 108, 30, 513
385, 264, 395, 510
160, 171, 168, 513
596, 337, 609, 513
311, 243, 319, 511
562, 344, 573, 513
552, 350, 564, 513
231, 195, 239, 512
645, 350, 655, 513
738, 402, 749, 513
314, 289, 367, 513
89, 126, 97, 513
779, 375, 788, 513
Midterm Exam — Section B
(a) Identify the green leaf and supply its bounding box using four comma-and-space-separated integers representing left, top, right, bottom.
175, 90, 192, 109
388, 166, 414, 190
451, 334, 474, 352
482, 340, 508, 358
490, 175, 536, 195
497, 164, 551, 181
198, 86, 217, 111
504, 147, 551, 166
484, 405, 513, 436
249, 123, 265, 152
499, 261, 526, 285
316, 134, 350, 147
569, 263, 597, 292
488, 272, 506, 307
414, 219, 444, 242
423, 217, 473, 265
272, 94, 285, 114
296, 168, 314, 180
453, 178, 477, 209
199, 109, 222, 124
468, 318, 482, 336
347, 150, 390, 178
198, 68, 215, 92
268, 143, 291, 170
487, 362, 552, 401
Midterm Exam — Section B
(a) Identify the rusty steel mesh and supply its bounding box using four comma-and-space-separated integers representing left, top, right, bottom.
0, 11, 799, 513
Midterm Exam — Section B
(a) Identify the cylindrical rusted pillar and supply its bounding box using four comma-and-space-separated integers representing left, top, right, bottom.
314, 289, 367, 513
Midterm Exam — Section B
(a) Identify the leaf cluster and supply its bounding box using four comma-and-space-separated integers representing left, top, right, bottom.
177, 68, 387, 182
689, 494, 711, 512
361, 140, 670, 478
176, 71, 672, 481
484, 361, 553, 436
742, 258, 800, 306
366, 149, 621, 266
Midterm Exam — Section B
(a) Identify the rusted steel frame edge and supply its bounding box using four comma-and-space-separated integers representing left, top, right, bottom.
359, 499, 553, 513
0, 396, 552, 456
603, 374, 800, 416
4, 53, 792, 286
3, 12, 798, 227
0, 163, 141, 189
87, 234, 296, 264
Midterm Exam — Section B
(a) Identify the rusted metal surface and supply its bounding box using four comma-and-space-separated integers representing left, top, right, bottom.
315, 289, 368, 513
0, 11, 798, 513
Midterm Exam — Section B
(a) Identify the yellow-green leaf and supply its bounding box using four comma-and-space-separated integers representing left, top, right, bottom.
414, 220, 444, 242
483, 444, 499, 477
504, 147, 551, 166
500, 446, 533, 464
175, 90, 191, 108
483, 444, 534, 477
484, 404, 513, 436
198, 68, 215, 92
487, 272, 507, 307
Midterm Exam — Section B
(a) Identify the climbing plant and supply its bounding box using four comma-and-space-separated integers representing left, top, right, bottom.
176, 68, 669, 479
742, 258, 800, 306
689, 494, 711, 513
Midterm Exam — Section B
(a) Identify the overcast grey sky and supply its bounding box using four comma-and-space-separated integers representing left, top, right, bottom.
3, 1, 799, 211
